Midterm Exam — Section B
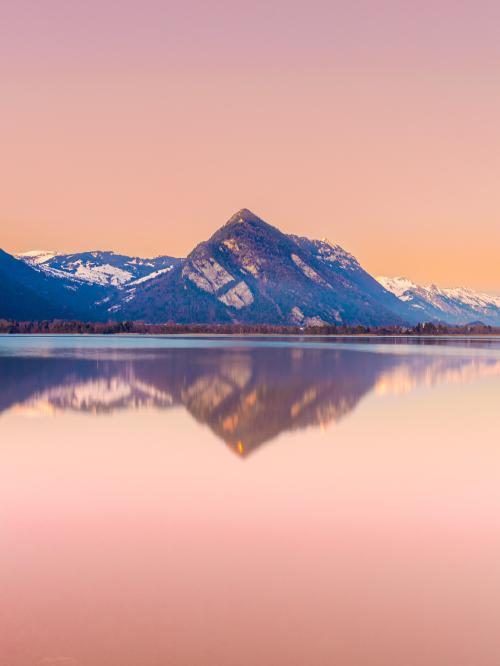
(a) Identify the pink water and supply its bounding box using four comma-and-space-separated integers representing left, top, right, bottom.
1, 336, 499, 665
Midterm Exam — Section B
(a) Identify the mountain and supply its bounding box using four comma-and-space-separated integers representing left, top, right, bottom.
290, 235, 415, 323
17, 250, 180, 287
9, 210, 497, 326
377, 276, 500, 326
0, 249, 107, 320
116, 209, 410, 326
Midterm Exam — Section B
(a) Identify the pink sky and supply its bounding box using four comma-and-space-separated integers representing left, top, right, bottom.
1, 0, 499, 290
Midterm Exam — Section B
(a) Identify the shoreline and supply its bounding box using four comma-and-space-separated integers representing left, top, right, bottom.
1, 332, 500, 340
1, 319, 499, 338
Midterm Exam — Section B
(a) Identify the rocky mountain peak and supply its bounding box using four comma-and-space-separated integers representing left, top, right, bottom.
224, 208, 267, 227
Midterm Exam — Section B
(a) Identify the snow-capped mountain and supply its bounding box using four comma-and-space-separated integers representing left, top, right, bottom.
117, 209, 411, 326
17, 250, 58, 265
16, 250, 180, 287
377, 276, 500, 326
6, 210, 498, 326
0, 249, 108, 320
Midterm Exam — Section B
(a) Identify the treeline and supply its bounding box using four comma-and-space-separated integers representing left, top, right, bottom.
0, 319, 498, 336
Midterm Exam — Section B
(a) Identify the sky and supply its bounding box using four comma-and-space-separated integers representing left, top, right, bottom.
1, 0, 499, 291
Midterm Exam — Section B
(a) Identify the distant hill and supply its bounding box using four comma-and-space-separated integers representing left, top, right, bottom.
17, 249, 180, 287
0, 249, 106, 320
377, 276, 500, 326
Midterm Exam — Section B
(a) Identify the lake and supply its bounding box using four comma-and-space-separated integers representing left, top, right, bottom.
1, 335, 500, 666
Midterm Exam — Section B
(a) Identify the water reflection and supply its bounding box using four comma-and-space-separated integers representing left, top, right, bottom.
2, 342, 500, 456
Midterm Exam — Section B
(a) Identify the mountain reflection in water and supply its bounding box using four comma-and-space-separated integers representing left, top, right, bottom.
2, 343, 500, 456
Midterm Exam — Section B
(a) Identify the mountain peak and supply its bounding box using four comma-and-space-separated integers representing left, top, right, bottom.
15, 250, 57, 265
378, 275, 500, 324
225, 208, 263, 226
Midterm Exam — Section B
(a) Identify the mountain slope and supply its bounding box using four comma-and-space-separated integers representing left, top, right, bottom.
291, 236, 416, 323
0, 249, 107, 320
377, 276, 500, 326
11, 211, 495, 327
17, 250, 180, 287
117, 209, 410, 326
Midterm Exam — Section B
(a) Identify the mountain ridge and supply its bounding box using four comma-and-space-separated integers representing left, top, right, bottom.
6, 208, 499, 326
0, 248, 107, 320
17, 249, 180, 287
116, 208, 410, 326
377, 276, 500, 326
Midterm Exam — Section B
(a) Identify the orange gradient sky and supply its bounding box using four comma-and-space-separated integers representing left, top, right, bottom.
1, 0, 499, 291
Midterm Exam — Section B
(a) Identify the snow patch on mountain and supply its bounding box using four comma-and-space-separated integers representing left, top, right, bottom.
16, 250, 58, 265
377, 276, 500, 325
289, 236, 361, 272
314, 239, 361, 270
377, 276, 420, 299
127, 266, 173, 285
441, 286, 500, 309
17, 250, 180, 288
68, 261, 133, 286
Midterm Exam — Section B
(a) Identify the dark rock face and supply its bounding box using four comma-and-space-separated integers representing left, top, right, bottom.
119, 209, 410, 326
0, 249, 107, 320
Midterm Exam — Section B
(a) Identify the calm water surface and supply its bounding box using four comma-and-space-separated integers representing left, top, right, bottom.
1, 335, 500, 666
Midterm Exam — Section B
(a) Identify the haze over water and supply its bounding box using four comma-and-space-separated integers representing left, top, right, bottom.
1, 335, 500, 666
